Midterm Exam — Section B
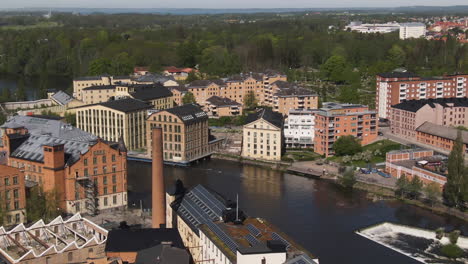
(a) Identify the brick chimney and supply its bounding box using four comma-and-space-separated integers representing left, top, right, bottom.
152, 127, 166, 228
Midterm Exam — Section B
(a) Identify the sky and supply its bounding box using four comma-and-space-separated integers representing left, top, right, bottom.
1, 0, 467, 9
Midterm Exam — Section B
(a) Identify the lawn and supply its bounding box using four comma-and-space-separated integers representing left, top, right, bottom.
284, 150, 320, 161
328, 139, 406, 166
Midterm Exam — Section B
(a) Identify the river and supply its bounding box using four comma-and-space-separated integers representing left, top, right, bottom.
127, 159, 467, 264
0, 74, 71, 100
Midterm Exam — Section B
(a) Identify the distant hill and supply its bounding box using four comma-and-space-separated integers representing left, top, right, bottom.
1, 6, 468, 15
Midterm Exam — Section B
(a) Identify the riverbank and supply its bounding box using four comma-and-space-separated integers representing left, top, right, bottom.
214, 153, 468, 222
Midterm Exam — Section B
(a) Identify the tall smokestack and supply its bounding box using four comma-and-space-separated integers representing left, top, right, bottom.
152, 127, 166, 228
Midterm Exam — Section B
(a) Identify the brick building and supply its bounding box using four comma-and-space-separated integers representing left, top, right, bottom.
0, 165, 26, 225
271, 81, 318, 116
1, 115, 128, 214
314, 103, 378, 157
76, 98, 152, 151
385, 149, 447, 187
376, 72, 468, 119
146, 104, 222, 164
390, 98, 468, 139
204, 96, 243, 117
0, 214, 108, 264
242, 108, 283, 161
416, 122, 468, 153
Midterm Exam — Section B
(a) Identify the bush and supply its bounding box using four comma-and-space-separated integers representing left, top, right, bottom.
448, 230, 461, 245
281, 156, 294, 162
333, 135, 362, 156
435, 228, 444, 240
440, 244, 464, 259
339, 169, 357, 188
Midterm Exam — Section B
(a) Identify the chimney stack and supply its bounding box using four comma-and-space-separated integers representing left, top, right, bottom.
152, 127, 166, 228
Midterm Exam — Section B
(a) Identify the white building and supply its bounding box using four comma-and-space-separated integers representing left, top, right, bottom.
400, 23, 426, 39
284, 109, 316, 148
345, 21, 400, 34
166, 184, 318, 264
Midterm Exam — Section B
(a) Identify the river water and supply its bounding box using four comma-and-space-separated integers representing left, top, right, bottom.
0, 74, 71, 100
127, 159, 467, 264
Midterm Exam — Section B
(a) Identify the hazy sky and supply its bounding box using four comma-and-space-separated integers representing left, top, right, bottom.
2, 0, 468, 9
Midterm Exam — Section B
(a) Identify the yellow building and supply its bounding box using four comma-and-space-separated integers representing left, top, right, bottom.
242, 108, 283, 161
76, 98, 151, 151
204, 96, 243, 117
73, 75, 131, 100
146, 104, 222, 164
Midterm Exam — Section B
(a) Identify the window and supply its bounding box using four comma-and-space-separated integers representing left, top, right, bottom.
84, 158, 88, 166
84, 168, 89, 176
93, 157, 97, 165
104, 197, 108, 206
104, 187, 108, 195
4, 178, 9, 186
68, 252, 73, 262
15, 214, 20, 223
103, 176, 108, 185
13, 189, 18, 199
5, 190, 10, 200
113, 185, 117, 193
93, 167, 98, 175
103, 166, 107, 173
113, 195, 117, 204
112, 154, 116, 162
112, 166, 116, 173
102, 156, 106, 163
14, 201, 19, 210
112, 175, 116, 184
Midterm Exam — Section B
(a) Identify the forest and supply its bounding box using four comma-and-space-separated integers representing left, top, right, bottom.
0, 12, 467, 106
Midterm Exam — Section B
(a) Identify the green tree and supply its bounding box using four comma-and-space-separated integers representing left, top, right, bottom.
408, 176, 423, 199
338, 83, 360, 104
185, 71, 199, 83
26, 186, 46, 222
320, 55, 347, 83
333, 135, 362, 156
111, 52, 133, 76
424, 182, 441, 206
387, 44, 406, 67
444, 130, 465, 207
340, 169, 357, 188
64, 112, 76, 126
244, 90, 257, 109
449, 230, 461, 244
182, 92, 196, 104
396, 174, 410, 198
44, 189, 62, 221
88, 58, 111, 75
440, 244, 464, 259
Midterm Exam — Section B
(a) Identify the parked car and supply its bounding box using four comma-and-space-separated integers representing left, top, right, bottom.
377, 171, 391, 178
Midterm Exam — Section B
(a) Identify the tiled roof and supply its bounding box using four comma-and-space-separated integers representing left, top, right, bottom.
246, 108, 283, 128
98, 98, 152, 113
2, 116, 98, 165
206, 96, 241, 107
392, 98, 468, 112
164, 104, 208, 125
416, 122, 468, 144
133, 73, 176, 84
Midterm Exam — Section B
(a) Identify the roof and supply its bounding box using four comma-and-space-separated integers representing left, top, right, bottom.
105, 228, 184, 253
271, 80, 292, 88
135, 244, 190, 264
206, 96, 241, 107
82, 85, 116, 91
163, 104, 208, 125
416, 122, 468, 144
0, 214, 107, 263
129, 84, 173, 101
245, 108, 283, 128
164, 66, 194, 73
167, 86, 188, 93
169, 184, 315, 262
391, 98, 468, 113
400, 22, 426, 27
133, 73, 176, 84
97, 98, 152, 113
274, 87, 317, 97
51, 90, 73, 105
2, 115, 98, 165
188, 79, 226, 88
73, 75, 108, 81
376, 72, 419, 78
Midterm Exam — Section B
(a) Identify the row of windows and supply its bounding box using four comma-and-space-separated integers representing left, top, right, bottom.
83, 155, 117, 165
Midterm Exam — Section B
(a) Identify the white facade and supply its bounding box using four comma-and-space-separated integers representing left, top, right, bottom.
400, 23, 426, 39
377, 81, 388, 119
237, 251, 287, 264
346, 21, 400, 33
284, 109, 315, 148
242, 119, 282, 161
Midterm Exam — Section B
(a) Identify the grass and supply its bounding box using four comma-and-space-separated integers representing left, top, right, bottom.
327, 139, 405, 167
287, 151, 320, 161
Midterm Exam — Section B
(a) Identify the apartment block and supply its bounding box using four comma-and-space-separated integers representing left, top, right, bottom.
271, 81, 318, 115
0, 165, 26, 225
416, 122, 468, 153
76, 98, 151, 151
167, 86, 188, 106
0, 115, 128, 214
376, 72, 468, 119
204, 96, 243, 117
390, 98, 468, 139
314, 103, 378, 157
284, 109, 316, 148
399, 23, 426, 39
242, 108, 283, 161
73, 75, 131, 100
146, 104, 221, 164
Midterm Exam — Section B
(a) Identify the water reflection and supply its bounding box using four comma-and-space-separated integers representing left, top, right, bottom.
127, 159, 467, 264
